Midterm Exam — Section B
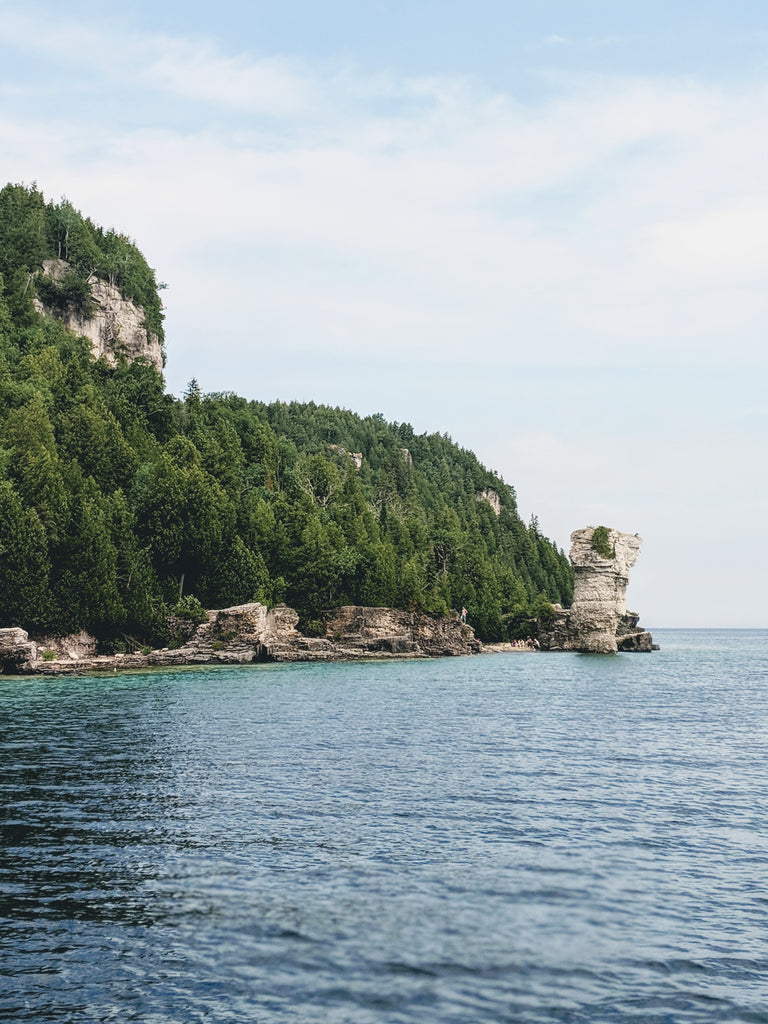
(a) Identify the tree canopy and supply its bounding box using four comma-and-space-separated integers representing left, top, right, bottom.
0, 182, 572, 647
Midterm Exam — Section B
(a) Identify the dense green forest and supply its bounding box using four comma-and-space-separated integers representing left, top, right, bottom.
0, 182, 572, 647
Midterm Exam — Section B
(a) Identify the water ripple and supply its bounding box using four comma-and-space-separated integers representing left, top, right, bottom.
2, 630, 768, 1022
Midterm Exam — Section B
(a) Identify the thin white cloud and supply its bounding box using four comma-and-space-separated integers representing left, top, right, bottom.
646, 195, 768, 279
141, 41, 314, 116
543, 33, 624, 49
4, 59, 765, 368
0, 6, 140, 76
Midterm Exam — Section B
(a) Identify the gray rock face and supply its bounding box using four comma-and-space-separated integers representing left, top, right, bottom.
536, 606, 570, 651
19, 603, 481, 675
214, 602, 268, 640
34, 631, 97, 661
34, 259, 163, 372
476, 488, 502, 516
537, 527, 655, 653
0, 628, 38, 673
323, 606, 481, 659
565, 528, 642, 653
329, 445, 363, 471
616, 613, 655, 652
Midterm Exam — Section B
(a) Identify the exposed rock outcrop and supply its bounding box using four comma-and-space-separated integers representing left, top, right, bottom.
6, 603, 481, 675
477, 488, 502, 516
537, 527, 656, 653
34, 631, 97, 661
0, 628, 38, 673
329, 444, 363, 471
566, 528, 642, 653
33, 259, 163, 372
615, 612, 656, 652
323, 606, 481, 659
536, 606, 571, 652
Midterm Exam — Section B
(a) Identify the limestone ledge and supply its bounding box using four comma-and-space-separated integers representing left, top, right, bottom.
1, 604, 482, 676
537, 607, 657, 653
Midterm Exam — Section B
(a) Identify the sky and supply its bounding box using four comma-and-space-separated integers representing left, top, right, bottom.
1, 0, 767, 627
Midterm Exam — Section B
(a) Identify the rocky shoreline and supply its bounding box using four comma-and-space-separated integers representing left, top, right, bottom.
0, 525, 657, 677
0, 604, 483, 677
538, 528, 657, 653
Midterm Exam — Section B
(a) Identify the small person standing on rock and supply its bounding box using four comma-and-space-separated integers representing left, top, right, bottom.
460, 607, 467, 623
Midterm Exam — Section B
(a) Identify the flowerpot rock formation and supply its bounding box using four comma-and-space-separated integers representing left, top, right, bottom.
538, 527, 656, 653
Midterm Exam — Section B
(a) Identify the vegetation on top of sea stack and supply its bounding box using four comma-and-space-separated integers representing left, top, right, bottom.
591, 526, 615, 559
0, 182, 572, 646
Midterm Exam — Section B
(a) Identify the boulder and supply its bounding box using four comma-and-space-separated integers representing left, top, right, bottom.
0, 628, 38, 673
617, 629, 656, 652
265, 604, 300, 637
212, 603, 268, 640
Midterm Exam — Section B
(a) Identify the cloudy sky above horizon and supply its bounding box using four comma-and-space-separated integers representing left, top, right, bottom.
2, 0, 767, 627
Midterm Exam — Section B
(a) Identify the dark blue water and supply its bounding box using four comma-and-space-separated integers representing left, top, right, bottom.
2, 630, 768, 1022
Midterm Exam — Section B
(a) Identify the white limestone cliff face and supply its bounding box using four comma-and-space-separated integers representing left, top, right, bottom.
477, 488, 502, 516
329, 444, 363, 471
565, 528, 642, 653
33, 259, 163, 372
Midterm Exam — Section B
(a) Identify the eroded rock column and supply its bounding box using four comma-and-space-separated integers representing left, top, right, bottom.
565, 528, 642, 653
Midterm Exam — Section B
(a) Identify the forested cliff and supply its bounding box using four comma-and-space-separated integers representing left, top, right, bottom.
0, 183, 572, 646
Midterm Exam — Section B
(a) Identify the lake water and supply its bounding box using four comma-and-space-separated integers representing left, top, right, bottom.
1, 629, 768, 1023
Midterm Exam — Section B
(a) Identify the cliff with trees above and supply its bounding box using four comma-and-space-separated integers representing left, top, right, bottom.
0, 182, 572, 651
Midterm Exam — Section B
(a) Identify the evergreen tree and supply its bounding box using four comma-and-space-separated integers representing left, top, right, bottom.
0, 482, 50, 628
0, 181, 573, 645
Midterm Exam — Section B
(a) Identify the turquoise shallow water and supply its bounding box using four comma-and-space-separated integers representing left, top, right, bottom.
1, 629, 768, 1022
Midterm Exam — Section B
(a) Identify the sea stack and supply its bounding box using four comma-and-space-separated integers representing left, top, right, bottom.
537, 527, 656, 652
565, 527, 653, 653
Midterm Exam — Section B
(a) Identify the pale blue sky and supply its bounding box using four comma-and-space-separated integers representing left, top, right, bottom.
2, 0, 767, 626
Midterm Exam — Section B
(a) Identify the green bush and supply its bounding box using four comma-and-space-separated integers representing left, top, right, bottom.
591, 526, 615, 559
171, 595, 207, 623
35, 269, 95, 318
100, 639, 127, 655
301, 618, 326, 638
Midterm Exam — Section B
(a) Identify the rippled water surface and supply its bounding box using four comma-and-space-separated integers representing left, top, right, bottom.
2, 629, 768, 1022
